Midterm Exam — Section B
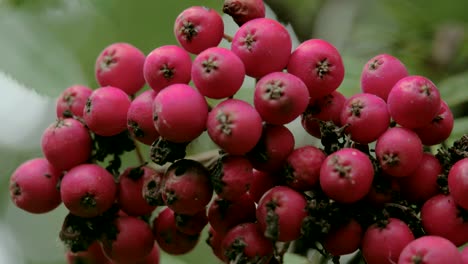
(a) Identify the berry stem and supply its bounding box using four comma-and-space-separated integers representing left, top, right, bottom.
132, 137, 145, 165
223, 33, 233, 42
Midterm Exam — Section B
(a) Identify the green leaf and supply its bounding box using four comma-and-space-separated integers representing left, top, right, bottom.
438, 72, 468, 108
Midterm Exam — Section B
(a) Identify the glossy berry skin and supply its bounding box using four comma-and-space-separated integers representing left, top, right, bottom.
421, 194, 468, 246
361, 218, 415, 264
397, 236, 462, 264
461, 246, 468, 264
256, 186, 308, 242
231, 18, 291, 78
143, 45, 192, 92
95, 42, 146, 95
101, 216, 154, 263
414, 100, 454, 146
247, 124, 295, 172
221, 223, 274, 263
162, 159, 213, 215
320, 148, 374, 203
56, 85, 93, 118
223, 0, 266, 26
127, 90, 159, 145
284, 145, 326, 191
208, 194, 257, 235
174, 6, 224, 54
174, 210, 208, 236
254, 72, 309, 125
118, 166, 157, 217
301, 91, 346, 138
83, 86, 131, 136
9, 158, 62, 214
387, 75, 441, 129
41, 118, 92, 171
192, 47, 245, 99
398, 153, 442, 203
287, 39, 345, 100
361, 53, 408, 101
60, 164, 117, 218
212, 155, 253, 200
340, 93, 390, 144
322, 219, 363, 256
152, 84, 208, 143
207, 99, 263, 155
448, 158, 468, 209
153, 207, 200, 255
375, 127, 423, 177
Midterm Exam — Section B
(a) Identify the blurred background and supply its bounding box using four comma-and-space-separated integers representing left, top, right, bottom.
0, 0, 467, 263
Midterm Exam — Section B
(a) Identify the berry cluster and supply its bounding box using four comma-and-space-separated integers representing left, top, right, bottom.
8, 0, 468, 264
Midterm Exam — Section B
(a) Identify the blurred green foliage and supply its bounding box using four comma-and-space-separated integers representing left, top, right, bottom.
0, 0, 467, 263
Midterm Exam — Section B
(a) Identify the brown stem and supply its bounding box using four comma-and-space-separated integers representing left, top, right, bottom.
223, 33, 233, 42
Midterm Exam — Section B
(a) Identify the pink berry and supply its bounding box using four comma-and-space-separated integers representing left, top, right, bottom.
207, 99, 263, 155
9, 158, 62, 214
56, 85, 93, 118
254, 71, 309, 125
118, 166, 157, 216
375, 127, 423, 177
461, 246, 468, 264
174, 210, 208, 236
174, 6, 224, 54
191, 47, 245, 99
208, 194, 257, 235
387, 75, 441, 129
95, 42, 146, 95
398, 236, 462, 264
320, 148, 374, 203
340, 93, 390, 144
301, 91, 346, 138
143, 45, 192, 92
101, 216, 154, 263
361, 218, 415, 264
231, 18, 292, 78
284, 145, 326, 191
414, 100, 454, 146
153, 84, 208, 143
322, 219, 363, 256
127, 89, 159, 145
361, 54, 409, 101
421, 194, 468, 246
287, 39, 345, 100
223, 0, 266, 26
212, 155, 253, 200
60, 164, 117, 218
256, 186, 308, 242
41, 118, 92, 171
83, 86, 131, 136
448, 158, 468, 209
248, 169, 282, 203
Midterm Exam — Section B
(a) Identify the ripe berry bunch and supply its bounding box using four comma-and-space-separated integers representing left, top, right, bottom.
8, 1, 468, 264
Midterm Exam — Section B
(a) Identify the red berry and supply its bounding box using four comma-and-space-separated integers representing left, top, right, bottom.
322, 219, 363, 256
212, 155, 253, 200
174, 6, 224, 54
65, 241, 111, 264
287, 39, 345, 100
101, 216, 154, 263
398, 236, 462, 264
208, 194, 257, 235
141, 171, 166, 207
254, 71, 309, 125
448, 158, 468, 209
320, 148, 374, 203
223, 0, 266, 26
361, 54, 408, 101
207, 98, 263, 155
284, 145, 326, 191
162, 159, 213, 215
60, 164, 117, 218
95, 42, 146, 95
174, 210, 208, 236
9, 158, 62, 214
248, 169, 282, 203
56, 85, 93, 118
127, 89, 159, 145
192, 47, 245, 99
143, 45, 192, 92
361, 218, 415, 264
83, 86, 131, 136
152, 83, 208, 143
118, 166, 157, 216
256, 186, 307, 242
340, 93, 390, 144
375, 127, 423, 177
414, 100, 454, 146
206, 226, 226, 261
41, 118, 92, 171
387, 75, 441, 129
231, 18, 292, 78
